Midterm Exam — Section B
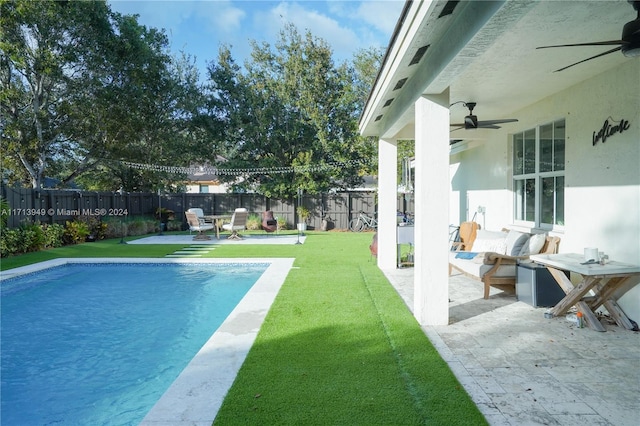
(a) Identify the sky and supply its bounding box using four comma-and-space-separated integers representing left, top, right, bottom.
108, 0, 405, 79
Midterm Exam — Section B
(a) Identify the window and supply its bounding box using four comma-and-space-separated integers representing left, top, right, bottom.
199, 184, 209, 193
513, 119, 565, 228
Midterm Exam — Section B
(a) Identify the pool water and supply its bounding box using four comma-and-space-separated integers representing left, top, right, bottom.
1, 262, 267, 425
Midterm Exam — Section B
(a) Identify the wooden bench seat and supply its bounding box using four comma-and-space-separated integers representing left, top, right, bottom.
448, 222, 560, 299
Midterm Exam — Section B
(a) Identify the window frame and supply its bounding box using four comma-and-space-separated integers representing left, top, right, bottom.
512, 119, 565, 231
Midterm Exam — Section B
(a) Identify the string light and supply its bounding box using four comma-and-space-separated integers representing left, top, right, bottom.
118, 159, 369, 176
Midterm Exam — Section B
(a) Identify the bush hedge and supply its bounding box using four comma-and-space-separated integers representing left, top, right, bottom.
0, 222, 47, 256
0, 216, 183, 258
42, 223, 65, 248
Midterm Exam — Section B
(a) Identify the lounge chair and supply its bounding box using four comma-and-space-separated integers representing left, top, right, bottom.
222, 208, 248, 239
185, 211, 214, 240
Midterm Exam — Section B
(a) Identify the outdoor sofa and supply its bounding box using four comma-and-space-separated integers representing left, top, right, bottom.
449, 224, 561, 299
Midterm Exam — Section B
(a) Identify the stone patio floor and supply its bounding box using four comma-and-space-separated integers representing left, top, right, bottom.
383, 267, 639, 426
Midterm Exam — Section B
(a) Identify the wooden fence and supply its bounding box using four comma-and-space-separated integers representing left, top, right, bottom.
1, 186, 413, 231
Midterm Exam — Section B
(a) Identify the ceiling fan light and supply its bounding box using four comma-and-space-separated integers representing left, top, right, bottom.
464, 115, 478, 129
621, 45, 640, 57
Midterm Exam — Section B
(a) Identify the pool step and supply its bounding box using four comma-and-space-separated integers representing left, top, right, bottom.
165, 246, 216, 258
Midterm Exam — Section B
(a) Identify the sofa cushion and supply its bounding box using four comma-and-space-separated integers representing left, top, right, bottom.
519, 233, 547, 256
449, 253, 516, 278
471, 237, 507, 254
505, 230, 530, 256
476, 229, 508, 240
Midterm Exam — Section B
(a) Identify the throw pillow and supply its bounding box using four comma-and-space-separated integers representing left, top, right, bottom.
519, 233, 547, 256
505, 230, 530, 256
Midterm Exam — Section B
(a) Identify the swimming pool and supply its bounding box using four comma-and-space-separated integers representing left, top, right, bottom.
1, 258, 294, 425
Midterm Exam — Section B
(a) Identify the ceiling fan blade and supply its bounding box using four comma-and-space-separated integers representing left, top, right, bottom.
477, 124, 501, 129
537, 40, 624, 49
450, 123, 465, 127
553, 46, 623, 72
477, 119, 519, 126
450, 126, 465, 132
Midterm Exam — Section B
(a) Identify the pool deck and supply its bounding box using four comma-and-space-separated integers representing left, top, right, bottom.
383, 267, 640, 426
127, 233, 306, 245
140, 257, 295, 425
5, 255, 637, 424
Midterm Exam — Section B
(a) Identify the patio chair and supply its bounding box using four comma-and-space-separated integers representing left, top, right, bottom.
185, 211, 214, 240
222, 208, 248, 239
262, 210, 278, 233
187, 208, 213, 224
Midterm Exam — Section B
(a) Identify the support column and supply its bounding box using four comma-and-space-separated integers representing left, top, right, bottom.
414, 93, 450, 325
377, 138, 398, 270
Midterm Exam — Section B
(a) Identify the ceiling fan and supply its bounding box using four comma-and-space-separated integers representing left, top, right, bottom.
536, 0, 640, 72
450, 102, 518, 131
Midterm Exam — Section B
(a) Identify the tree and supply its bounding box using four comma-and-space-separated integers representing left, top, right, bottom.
206, 24, 377, 200
351, 46, 384, 116
1, 0, 114, 189
344, 46, 384, 177
70, 21, 207, 192
1, 0, 206, 191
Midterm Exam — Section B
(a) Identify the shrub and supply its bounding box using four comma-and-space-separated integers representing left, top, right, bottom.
0, 228, 21, 257
103, 218, 126, 239
63, 220, 90, 244
277, 217, 288, 230
77, 216, 108, 241
148, 219, 159, 234
42, 223, 65, 248
127, 219, 148, 236
246, 214, 261, 231
0, 222, 46, 255
166, 219, 182, 231
0, 196, 9, 230
21, 222, 45, 252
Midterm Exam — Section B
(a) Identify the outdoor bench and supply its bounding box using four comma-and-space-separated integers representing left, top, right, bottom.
449, 226, 560, 299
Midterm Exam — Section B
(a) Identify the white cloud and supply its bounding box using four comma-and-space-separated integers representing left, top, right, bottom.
109, 1, 246, 36
195, 1, 246, 33
108, 1, 404, 75
253, 2, 362, 60
109, 0, 193, 31
357, 0, 405, 34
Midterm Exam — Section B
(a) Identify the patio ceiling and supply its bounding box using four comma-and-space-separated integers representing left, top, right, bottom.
360, 0, 636, 140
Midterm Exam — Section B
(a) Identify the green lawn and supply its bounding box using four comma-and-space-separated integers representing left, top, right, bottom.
1, 232, 487, 425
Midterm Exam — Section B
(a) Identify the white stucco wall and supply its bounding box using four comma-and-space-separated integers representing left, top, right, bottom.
449, 59, 640, 320
185, 183, 230, 194
449, 134, 513, 231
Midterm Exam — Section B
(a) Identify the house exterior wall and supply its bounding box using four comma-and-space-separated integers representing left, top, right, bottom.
448, 59, 640, 320
185, 182, 231, 194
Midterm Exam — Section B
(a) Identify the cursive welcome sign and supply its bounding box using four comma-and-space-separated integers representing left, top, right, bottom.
592, 117, 630, 146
